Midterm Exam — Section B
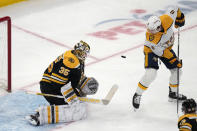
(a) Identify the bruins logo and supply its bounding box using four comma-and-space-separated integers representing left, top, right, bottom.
149, 35, 154, 41
68, 57, 75, 63
180, 119, 186, 125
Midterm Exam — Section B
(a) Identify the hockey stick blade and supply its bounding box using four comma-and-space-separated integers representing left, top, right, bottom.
101, 84, 118, 105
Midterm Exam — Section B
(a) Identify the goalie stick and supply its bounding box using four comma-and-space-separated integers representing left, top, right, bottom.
26, 84, 118, 105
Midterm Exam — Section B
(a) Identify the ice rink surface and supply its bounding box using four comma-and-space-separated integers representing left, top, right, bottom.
0, 0, 197, 130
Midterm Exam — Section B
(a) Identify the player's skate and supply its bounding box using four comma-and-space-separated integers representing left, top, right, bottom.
25, 112, 40, 126
132, 93, 141, 110
168, 88, 187, 102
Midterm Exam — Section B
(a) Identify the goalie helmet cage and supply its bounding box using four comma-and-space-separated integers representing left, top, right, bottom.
0, 16, 11, 92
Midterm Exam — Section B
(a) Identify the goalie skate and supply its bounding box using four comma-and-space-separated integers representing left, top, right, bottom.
25, 112, 40, 126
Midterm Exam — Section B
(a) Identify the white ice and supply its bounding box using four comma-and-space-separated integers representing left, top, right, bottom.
0, 0, 197, 131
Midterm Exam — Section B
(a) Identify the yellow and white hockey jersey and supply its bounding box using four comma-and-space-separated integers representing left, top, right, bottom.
144, 6, 180, 59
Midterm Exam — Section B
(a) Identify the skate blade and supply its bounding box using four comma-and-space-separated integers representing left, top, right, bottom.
168, 98, 184, 103
25, 115, 31, 120
133, 108, 139, 112
25, 116, 39, 126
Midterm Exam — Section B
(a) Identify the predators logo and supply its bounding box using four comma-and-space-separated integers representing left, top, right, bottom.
149, 35, 154, 41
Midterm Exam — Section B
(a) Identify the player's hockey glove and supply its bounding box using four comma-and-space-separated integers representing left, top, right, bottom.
175, 9, 185, 28
176, 59, 182, 68
170, 58, 182, 68
162, 49, 182, 68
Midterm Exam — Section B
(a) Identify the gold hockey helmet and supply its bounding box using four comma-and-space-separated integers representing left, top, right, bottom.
74, 40, 90, 61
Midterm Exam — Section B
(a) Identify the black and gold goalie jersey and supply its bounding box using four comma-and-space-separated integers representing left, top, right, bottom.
178, 114, 197, 131
41, 50, 84, 89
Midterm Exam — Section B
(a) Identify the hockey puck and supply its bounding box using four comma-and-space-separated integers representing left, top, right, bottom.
121, 55, 126, 58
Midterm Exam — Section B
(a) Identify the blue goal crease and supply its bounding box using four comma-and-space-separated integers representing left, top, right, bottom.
0, 91, 61, 131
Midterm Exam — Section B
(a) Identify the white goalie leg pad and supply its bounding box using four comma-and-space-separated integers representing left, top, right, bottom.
37, 102, 87, 125
169, 68, 182, 92
136, 68, 157, 95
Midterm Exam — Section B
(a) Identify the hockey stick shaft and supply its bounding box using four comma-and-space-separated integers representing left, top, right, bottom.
26, 84, 118, 105
177, 28, 180, 115
27, 92, 102, 104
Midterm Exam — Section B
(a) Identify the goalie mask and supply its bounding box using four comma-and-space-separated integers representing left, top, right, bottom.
181, 98, 197, 114
147, 16, 162, 34
74, 41, 90, 61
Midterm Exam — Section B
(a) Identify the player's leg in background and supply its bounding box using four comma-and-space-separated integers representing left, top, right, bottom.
132, 52, 159, 109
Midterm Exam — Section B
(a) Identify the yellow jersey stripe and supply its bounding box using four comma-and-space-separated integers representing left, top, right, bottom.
43, 73, 51, 77
178, 114, 197, 122
179, 129, 190, 131
145, 52, 148, 67
50, 78, 65, 84
41, 79, 51, 83
181, 123, 192, 128
52, 73, 68, 81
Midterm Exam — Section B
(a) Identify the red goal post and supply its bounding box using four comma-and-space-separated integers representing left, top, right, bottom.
0, 16, 11, 92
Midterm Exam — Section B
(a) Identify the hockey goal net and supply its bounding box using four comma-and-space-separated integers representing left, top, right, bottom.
0, 16, 11, 92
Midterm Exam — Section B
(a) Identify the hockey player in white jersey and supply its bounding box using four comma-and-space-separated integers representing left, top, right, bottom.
26, 41, 99, 126
132, 6, 186, 110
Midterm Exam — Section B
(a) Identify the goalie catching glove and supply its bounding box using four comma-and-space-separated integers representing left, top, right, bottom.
61, 77, 98, 104
77, 77, 99, 97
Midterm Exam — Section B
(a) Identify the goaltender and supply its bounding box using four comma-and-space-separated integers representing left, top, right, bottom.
26, 40, 99, 126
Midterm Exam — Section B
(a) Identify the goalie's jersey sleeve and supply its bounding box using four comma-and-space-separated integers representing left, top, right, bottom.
178, 114, 197, 131
41, 50, 84, 89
